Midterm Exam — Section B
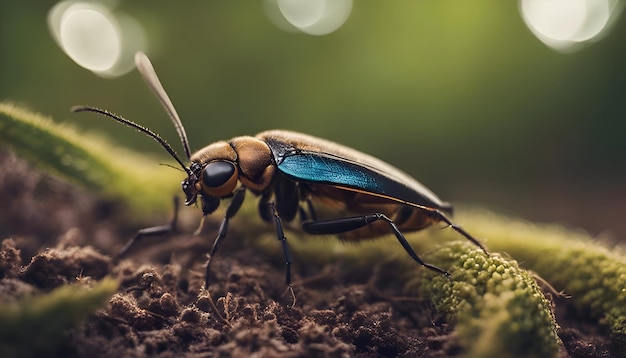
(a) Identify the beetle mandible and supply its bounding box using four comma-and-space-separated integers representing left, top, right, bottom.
74, 52, 487, 294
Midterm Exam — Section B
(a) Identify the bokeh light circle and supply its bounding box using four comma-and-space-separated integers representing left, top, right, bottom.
520, 0, 623, 52
265, 0, 353, 36
48, 1, 146, 77
59, 7, 121, 72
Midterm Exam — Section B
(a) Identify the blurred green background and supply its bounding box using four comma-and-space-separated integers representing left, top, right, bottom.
1, 2, 625, 239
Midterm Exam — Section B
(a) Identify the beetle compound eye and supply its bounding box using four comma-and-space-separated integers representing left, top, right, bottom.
203, 161, 236, 187
202, 161, 239, 197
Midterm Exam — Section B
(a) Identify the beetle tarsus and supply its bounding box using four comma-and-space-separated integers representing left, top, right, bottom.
283, 285, 296, 307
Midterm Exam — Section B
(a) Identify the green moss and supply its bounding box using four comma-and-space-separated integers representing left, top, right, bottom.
458, 209, 626, 354
0, 102, 179, 217
412, 241, 560, 358
0, 277, 118, 357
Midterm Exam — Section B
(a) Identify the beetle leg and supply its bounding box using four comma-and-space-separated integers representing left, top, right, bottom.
193, 216, 207, 236
425, 210, 488, 254
297, 198, 317, 222
115, 196, 180, 260
296, 185, 317, 222
204, 188, 246, 289
258, 191, 273, 223
302, 213, 450, 277
268, 202, 295, 302
306, 199, 317, 221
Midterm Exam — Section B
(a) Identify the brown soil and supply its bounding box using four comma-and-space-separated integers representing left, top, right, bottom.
0, 149, 618, 357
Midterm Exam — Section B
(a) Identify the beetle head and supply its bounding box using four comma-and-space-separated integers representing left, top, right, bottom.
182, 159, 240, 209
181, 140, 241, 215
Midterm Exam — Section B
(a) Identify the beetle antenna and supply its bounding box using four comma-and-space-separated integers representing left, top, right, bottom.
159, 163, 186, 172
71, 106, 191, 175
134, 52, 192, 160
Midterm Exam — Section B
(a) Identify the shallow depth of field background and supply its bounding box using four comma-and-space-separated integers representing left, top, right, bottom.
1, 1, 625, 239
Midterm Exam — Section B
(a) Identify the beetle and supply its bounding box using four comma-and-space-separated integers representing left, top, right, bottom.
74, 52, 487, 294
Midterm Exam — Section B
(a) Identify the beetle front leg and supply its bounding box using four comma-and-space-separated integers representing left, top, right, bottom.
204, 188, 246, 289
115, 196, 180, 260
302, 213, 450, 277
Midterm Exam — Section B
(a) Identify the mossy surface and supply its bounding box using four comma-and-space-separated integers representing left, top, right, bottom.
413, 242, 560, 358
459, 209, 626, 355
0, 102, 179, 217
0, 278, 118, 357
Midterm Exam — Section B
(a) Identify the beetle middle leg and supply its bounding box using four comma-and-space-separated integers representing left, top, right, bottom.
302, 213, 450, 277
267, 202, 296, 305
115, 196, 180, 260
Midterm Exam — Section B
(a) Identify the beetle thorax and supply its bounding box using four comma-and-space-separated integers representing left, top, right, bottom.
190, 141, 238, 163
229, 136, 275, 192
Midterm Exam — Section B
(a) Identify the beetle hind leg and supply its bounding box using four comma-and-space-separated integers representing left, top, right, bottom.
302, 214, 450, 277
425, 209, 488, 254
